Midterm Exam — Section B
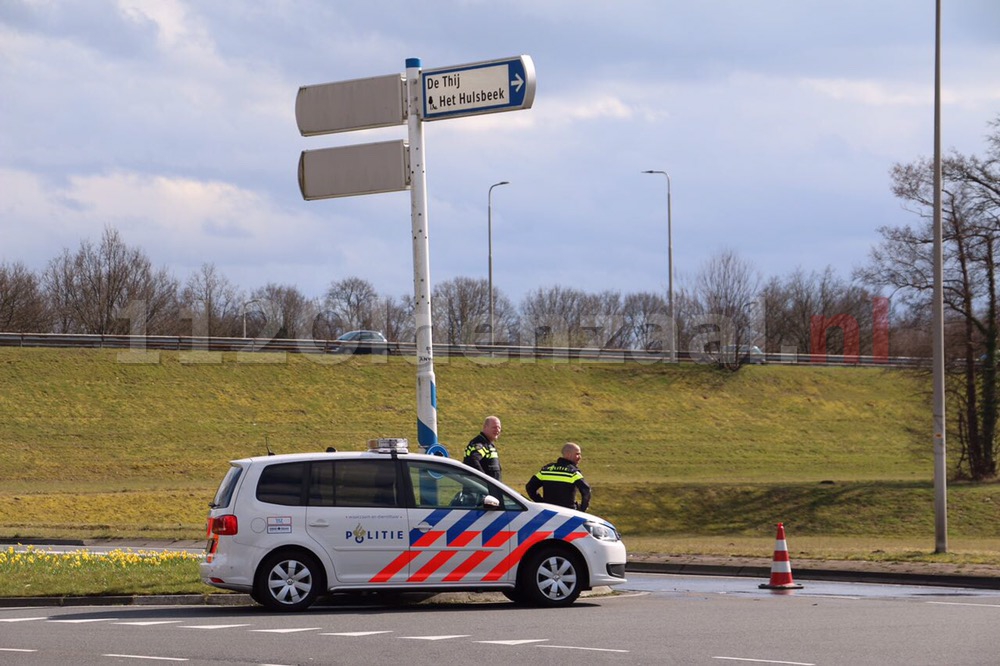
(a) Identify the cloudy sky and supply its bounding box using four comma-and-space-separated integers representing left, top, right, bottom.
2, 1, 998, 306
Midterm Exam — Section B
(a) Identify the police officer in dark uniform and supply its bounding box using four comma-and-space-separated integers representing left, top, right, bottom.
463, 415, 502, 480
526, 442, 591, 512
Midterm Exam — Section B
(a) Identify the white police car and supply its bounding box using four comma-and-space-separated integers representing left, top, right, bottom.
200, 439, 627, 611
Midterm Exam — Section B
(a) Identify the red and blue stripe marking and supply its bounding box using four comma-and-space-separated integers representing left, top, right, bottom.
370, 509, 587, 583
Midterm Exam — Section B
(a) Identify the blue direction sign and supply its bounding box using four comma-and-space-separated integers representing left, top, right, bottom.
421, 55, 535, 121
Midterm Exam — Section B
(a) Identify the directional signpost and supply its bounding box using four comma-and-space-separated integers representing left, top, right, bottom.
298, 140, 409, 201
295, 74, 406, 136
296, 56, 535, 451
421, 55, 535, 121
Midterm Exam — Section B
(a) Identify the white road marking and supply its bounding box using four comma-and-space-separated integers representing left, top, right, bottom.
321, 631, 393, 636
399, 634, 471, 641
800, 594, 862, 600
713, 657, 815, 665
49, 618, 119, 623
103, 655, 188, 662
927, 601, 1000, 608
0, 617, 45, 622
539, 645, 630, 653
116, 621, 184, 626
0, 648, 38, 653
478, 639, 549, 645
178, 623, 251, 629
251, 627, 322, 633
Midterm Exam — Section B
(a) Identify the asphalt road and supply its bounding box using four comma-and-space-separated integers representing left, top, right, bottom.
4, 574, 1000, 665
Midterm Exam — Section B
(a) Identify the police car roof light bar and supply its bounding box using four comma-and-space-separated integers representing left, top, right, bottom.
368, 438, 409, 454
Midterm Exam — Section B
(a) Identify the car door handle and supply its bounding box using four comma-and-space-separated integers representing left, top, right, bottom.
415, 522, 432, 533
308, 520, 330, 528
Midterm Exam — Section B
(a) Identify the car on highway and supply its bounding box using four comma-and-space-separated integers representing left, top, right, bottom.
332, 330, 389, 355
200, 438, 627, 611
722, 344, 766, 365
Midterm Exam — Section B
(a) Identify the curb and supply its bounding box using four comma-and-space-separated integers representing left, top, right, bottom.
626, 561, 1000, 590
0, 594, 250, 608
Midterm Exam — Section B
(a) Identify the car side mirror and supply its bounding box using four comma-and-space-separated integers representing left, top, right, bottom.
483, 494, 501, 510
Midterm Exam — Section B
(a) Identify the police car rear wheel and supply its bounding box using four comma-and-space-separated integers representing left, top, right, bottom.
254, 551, 324, 612
521, 547, 582, 607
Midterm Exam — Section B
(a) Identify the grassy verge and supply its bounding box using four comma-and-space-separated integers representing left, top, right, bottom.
0, 347, 997, 574
0, 546, 205, 597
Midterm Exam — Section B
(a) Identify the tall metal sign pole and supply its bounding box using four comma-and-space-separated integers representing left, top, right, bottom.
295, 56, 535, 450
405, 58, 439, 449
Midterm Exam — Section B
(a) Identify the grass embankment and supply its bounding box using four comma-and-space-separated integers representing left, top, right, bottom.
0, 346, 997, 565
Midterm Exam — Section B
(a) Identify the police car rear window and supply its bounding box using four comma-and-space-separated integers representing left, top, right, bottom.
210, 465, 243, 509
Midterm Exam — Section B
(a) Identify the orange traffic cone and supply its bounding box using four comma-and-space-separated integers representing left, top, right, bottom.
759, 522, 804, 590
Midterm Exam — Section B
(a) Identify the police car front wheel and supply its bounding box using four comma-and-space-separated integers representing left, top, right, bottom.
254, 550, 325, 612
521, 547, 583, 606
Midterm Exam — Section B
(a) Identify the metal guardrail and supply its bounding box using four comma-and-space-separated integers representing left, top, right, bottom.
0, 332, 922, 367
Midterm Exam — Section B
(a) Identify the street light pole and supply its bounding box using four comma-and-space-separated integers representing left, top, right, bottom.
931, 0, 948, 554
488, 180, 510, 347
242, 299, 261, 339
642, 170, 675, 363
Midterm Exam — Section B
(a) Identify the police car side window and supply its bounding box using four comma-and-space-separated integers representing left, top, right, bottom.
309, 461, 334, 506
406, 461, 493, 509
333, 460, 398, 507
256, 462, 308, 506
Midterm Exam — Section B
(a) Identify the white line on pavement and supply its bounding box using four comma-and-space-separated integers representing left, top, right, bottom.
713, 657, 815, 665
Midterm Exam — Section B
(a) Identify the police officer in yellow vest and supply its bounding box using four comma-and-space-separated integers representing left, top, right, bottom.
526, 442, 591, 512
463, 415, 502, 480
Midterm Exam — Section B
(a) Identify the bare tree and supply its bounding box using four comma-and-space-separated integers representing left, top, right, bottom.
686, 249, 763, 369
43, 227, 178, 335
622, 291, 669, 350
763, 267, 882, 360
378, 295, 414, 343
181, 263, 243, 337
247, 283, 312, 340
432, 277, 489, 345
0, 262, 51, 332
578, 291, 629, 349
519, 285, 591, 348
323, 277, 379, 334
857, 116, 1000, 479
517, 287, 631, 349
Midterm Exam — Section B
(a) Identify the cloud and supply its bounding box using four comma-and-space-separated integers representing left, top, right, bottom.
118, 0, 197, 51
2, 0, 999, 308
2, 167, 356, 289
803, 78, 928, 108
